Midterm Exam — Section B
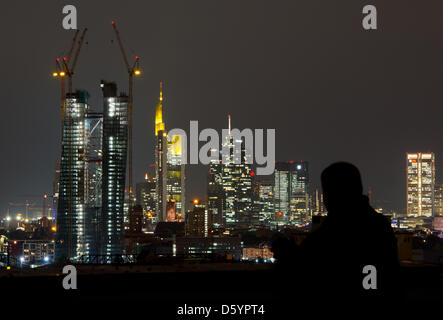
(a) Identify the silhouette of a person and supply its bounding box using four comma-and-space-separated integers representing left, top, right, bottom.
298, 162, 399, 297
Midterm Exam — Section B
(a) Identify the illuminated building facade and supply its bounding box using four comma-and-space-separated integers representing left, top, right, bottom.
256, 178, 274, 225
407, 152, 435, 217
175, 236, 242, 260
185, 200, 210, 237
166, 195, 177, 222
101, 81, 128, 259
242, 243, 274, 261
220, 118, 253, 227
83, 111, 103, 256
312, 188, 326, 216
136, 173, 157, 223
155, 82, 185, 222
434, 183, 443, 216
207, 156, 225, 226
274, 161, 310, 225
56, 91, 88, 261
155, 82, 167, 222
167, 134, 186, 220
23, 241, 55, 265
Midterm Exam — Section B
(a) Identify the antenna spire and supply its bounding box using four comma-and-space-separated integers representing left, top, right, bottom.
159, 81, 163, 102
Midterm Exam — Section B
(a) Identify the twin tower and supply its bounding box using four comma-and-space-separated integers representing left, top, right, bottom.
55, 81, 185, 262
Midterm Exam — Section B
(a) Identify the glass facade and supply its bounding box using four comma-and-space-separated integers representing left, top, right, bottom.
154, 83, 185, 222
155, 83, 167, 222
274, 161, 310, 225
167, 134, 186, 220
407, 152, 435, 217
221, 134, 253, 227
136, 175, 157, 225
207, 155, 225, 226
101, 82, 128, 259
257, 180, 274, 225
55, 92, 88, 261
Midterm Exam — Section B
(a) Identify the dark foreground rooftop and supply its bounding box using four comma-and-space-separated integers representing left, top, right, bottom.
1, 262, 441, 316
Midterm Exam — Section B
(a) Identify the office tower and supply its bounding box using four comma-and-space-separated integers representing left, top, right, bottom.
167, 134, 186, 220
185, 200, 210, 237
154, 82, 186, 222
101, 81, 128, 258
56, 91, 88, 261
155, 82, 167, 222
136, 172, 157, 223
255, 177, 275, 225
312, 188, 326, 215
221, 117, 253, 227
274, 161, 310, 225
407, 153, 435, 217
434, 183, 443, 216
207, 155, 225, 225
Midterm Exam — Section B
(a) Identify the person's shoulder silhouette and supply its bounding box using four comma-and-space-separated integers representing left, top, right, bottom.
298, 162, 399, 296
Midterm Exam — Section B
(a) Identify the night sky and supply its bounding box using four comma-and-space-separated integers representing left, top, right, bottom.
1, 0, 443, 217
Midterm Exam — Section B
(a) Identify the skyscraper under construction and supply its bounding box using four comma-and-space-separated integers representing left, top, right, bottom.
55, 82, 128, 262
101, 81, 128, 259
56, 91, 103, 261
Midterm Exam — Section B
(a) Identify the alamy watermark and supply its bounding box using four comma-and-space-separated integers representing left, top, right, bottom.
168, 120, 275, 175
62, 5, 77, 30
62, 264, 77, 289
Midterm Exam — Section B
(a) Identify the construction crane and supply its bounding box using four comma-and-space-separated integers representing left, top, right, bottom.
111, 21, 142, 201
7, 202, 38, 221
17, 194, 54, 219
52, 28, 88, 123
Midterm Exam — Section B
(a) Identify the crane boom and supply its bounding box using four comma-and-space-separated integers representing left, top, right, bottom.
111, 21, 131, 72
68, 28, 88, 94
110, 21, 141, 199
66, 30, 80, 65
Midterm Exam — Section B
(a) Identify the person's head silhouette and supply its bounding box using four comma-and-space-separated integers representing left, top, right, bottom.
321, 162, 364, 215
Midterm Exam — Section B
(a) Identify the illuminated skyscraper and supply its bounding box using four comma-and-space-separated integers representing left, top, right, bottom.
136, 172, 157, 224
221, 116, 253, 227
154, 82, 185, 222
56, 91, 88, 261
155, 82, 167, 222
101, 81, 128, 259
207, 155, 225, 226
312, 188, 326, 216
167, 134, 186, 220
274, 161, 310, 225
407, 152, 435, 217
185, 200, 210, 237
255, 177, 274, 225
56, 91, 103, 261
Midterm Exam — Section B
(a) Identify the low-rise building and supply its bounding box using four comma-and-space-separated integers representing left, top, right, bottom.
176, 236, 242, 260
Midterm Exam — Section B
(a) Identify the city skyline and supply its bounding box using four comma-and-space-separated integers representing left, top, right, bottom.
1, 1, 442, 309
2, 1, 443, 216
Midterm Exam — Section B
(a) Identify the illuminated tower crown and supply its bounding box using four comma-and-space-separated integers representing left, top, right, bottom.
155, 81, 165, 136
